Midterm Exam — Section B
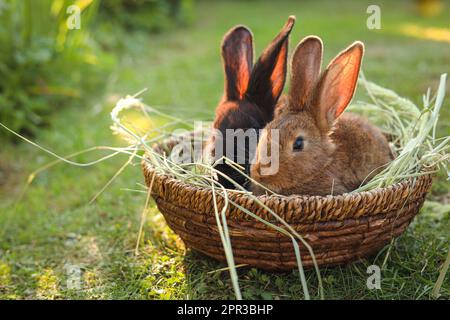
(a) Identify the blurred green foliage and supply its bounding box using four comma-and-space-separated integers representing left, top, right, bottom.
0, 0, 194, 140
0, 0, 113, 138
99, 0, 194, 32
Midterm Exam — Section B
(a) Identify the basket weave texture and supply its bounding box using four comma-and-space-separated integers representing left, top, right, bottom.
142, 138, 433, 271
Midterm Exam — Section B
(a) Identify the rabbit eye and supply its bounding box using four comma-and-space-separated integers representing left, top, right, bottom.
293, 136, 304, 151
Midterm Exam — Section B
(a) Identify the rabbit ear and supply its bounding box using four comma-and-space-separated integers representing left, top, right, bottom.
246, 16, 296, 115
221, 26, 254, 101
313, 41, 364, 131
289, 36, 323, 110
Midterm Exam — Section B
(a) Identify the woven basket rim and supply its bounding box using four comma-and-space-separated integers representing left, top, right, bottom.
142, 153, 433, 203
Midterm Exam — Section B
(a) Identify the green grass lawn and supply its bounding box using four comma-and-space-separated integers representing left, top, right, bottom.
1, 0, 449, 299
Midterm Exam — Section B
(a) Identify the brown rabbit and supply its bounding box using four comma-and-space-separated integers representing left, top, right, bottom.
206, 16, 295, 189
250, 36, 393, 196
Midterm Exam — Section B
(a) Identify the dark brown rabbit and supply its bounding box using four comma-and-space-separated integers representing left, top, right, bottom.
251, 36, 393, 196
206, 16, 295, 189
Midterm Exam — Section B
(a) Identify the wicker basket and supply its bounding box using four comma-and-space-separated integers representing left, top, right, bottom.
142, 136, 434, 271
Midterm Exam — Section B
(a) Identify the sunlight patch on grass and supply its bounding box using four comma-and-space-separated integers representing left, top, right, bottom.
399, 24, 450, 43
0, 262, 12, 288
35, 268, 60, 300
81, 269, 109, 299
138, 253, 186, 299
